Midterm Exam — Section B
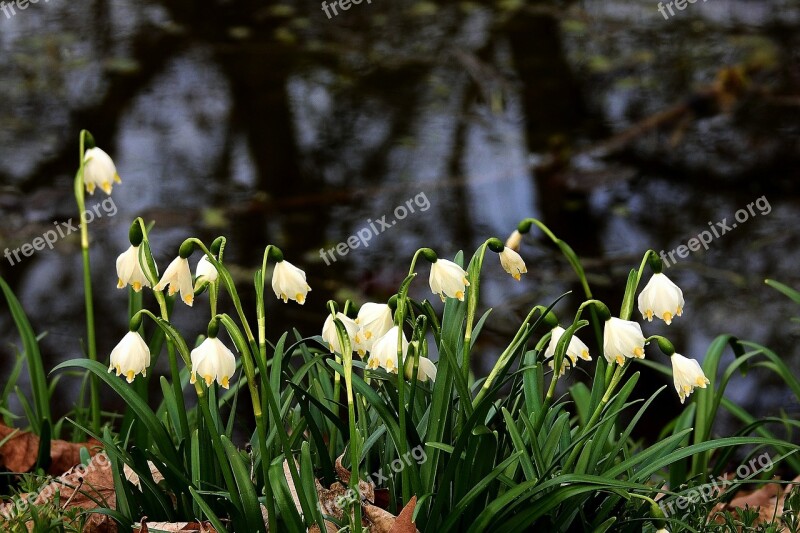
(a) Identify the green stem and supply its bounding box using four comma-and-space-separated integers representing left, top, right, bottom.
75, 130, 100, 433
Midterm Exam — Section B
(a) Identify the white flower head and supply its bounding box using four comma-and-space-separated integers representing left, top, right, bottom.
671, 353, 709, 404
367, 326, 408, 374
194, 255, 218, 290
154, 256, 194, 306
405, 356, 437, 383
505, 230, 523, 252
429, 259, 470, 302
544, 326, 591, 365
354, 303, 394, 357
499, 247, 527, 281
116, 245, 150, 292
322, 312, 359, 354
603, 317, 646, 366
190, 337, 237, 389
272, 260, 311, 305
83, 147, 121, 195
638, 273, 684, 325
108, 331, 151, 383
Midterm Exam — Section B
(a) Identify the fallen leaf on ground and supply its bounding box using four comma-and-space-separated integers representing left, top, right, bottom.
134, 517, 218, 532
0, 423, 102, 475
0, 450, 116, 532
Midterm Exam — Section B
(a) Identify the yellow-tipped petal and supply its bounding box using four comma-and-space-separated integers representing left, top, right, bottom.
633, 347, 644, 358
204, 375, 214, 386
662, 312, 673, 325
295, 293, 305, 304
455, 291, 464, 301
101, 181, 112, 194
183, 294, 194, 306
114, 173, 122, 183
86, 182, 96, 194
221, 376, 230, 389
126, 370, 135, 383
190, 373, 197, 384
615, 355, 625, 365
365, 331, 372, 340
117, 278, 125, 289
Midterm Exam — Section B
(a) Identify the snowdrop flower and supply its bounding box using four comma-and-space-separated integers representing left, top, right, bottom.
272, 260, 311, 304
83, 147, 121, 195
154, 256, 194, 306
603, 317, 646, 366
671, 353, 709, 403
108, 331, 150, 383
499, 247, 527, 281
367, 326, 408, 374
116, 245, 150, 292
322, 312, 359, 354
544, 326, 591, 366
190, 337, 237, 389
429, 259, 470, 302
194, 255, 218, 290
638, 273, 684, 325
405, 356, 437, 382
354, 303, 393, 357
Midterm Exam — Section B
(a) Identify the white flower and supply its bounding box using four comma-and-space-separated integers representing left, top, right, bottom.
272, 260, 311, 305
405, 356, 437, 382
367, 326, 408, 374
354, 303, 394, 357
116, 245, 150, 292
499, 247, 527, 281
190, 337, 237, 388
603, 317, 646, 365
544, 326, 591, 365
638, 273, 684, 325
154, 256, 194, 306
108, 331, 151, 383
322, 312, 359, 354
83, 147, 121, 195
656, 529, 669, 533
194, 255, 218, 290
505, 230, 523, 252
429, 259, 470, 302
671, 353, 709, 404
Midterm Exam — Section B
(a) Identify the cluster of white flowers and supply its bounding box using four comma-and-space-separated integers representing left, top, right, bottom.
321, 304, 436, 382
540, 269, 707, 403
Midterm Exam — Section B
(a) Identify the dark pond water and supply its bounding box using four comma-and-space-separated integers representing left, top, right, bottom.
0, 0, 799, 439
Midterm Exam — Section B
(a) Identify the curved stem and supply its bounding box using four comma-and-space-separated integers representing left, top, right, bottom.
75, 130, 100, 433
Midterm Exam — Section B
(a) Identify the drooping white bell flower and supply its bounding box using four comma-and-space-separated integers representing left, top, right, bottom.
638, 273, 684, 325
272, 260, 311, 305
670, 353, 709, 404
190, 337, 237, 389
322, 312, 359, 354
499, 247, 527, 281
405, 356, 437, 383
367, 326, 408, 374
83, 147, 121, 195
354, 303, 394, 357
154, 256, 194, 306
429, 259, 470, 302
194, 255, 218, 290
603, 317, 646, 366
108, 331, 151, 383
116, 245, 150, 292
544, 326, 591, 366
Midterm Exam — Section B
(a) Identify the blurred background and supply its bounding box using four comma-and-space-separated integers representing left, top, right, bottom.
0, 0, 798, 439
